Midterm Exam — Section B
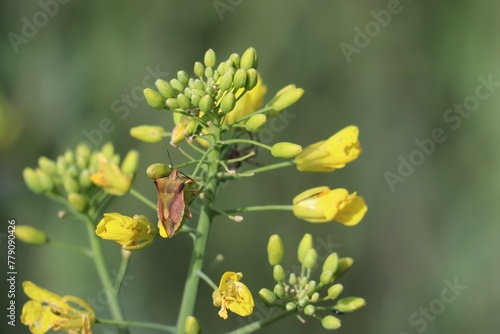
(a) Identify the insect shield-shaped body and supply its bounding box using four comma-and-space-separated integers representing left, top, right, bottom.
151, 164, 195, 238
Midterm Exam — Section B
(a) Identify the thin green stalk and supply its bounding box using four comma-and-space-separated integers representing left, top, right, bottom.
96, 318, 176, 333
114, 250, 132, 292
130, 188, 157, 210
175, 128, 221, 333
225, 205, 294, 215
220, 139, 272, 151
196, 269, 218, 290
243, 160, 296, 175
49, 240, 93, 257
225, 310, 294, 334
83, 215, 130, 334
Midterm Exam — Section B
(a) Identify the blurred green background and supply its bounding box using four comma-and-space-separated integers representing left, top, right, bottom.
1, 1, 499, 333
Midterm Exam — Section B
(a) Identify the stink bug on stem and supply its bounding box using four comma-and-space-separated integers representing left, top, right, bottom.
153, 154, 197, 238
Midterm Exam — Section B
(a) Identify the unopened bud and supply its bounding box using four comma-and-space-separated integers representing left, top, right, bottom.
321, 315, 341, 330
233, 69, 247, 90
245, 114, 266, 133
240, 47, 257, 70
194, 62, 205, 77
184, 315, 201, 334
204, 49, 216, 67
155, 79, 175, 98
270, 88, 304, 115
220, 92, 236, 113
267, 234, 284, 265
121, 150, 139, 175
144, 88, 165, 110
327, 284, 344, 300
303, 248, 318, 270
177, 71, 189, 85
130, 125, 164, 143
273, 264, 285, 282
15, 225, 48, 246
297, 233, 313, 263
199, 95, 214, 113
177, 93, 191, 110
68, 193, 88, 212
245, 69, 258, 90
23, 168, 43, 194
146, 163, 172, 180
258, 288, 277, 306
322, 253, 339, 273
334, 297, 366, 313
271, 142, 302, 159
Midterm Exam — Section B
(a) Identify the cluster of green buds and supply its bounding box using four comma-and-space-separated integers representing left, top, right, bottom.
259, 234, 365, 330
135, 47, 304, 158
23, 142, 139, 214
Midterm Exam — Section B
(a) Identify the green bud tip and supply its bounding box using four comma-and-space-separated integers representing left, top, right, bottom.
322, 253, 339, 273
245, 68, 258, 90
240, 47, 257, 70
170, 78, 185, 93
68, 193, 88, 212
320, 270, 334, 285
146, 163, 172, 180
267, 234, 285, 265
297, 233, 314, 263
322, 315, 341, 330
35, 169, 54, 193
304, 248, 318, 270
130, 125, 165, 143
194, 62, 205, 77
177, 71, 189, 85
258, 288, 277, 306
177, 93, 191, 110
219, 72, 233, 92
273, 264, 286, 282
144, 88, 165, 110
304, 304, 316, 316
334, 297, 366, 313
23, 168, 43, 194
166, 98, 180, 109
245, 114, 267, 133
270, 88, 304, 115
184, 315, 201, 334
271, 142, 302, 159
121, 150, 140, 175
155, 79, 175, 98
220, 92, 236, 113
63, 177, 79, 194
289, 273, 298, 286
233, 68, 247, 90
327, 284, 344, 300
199, 95, 214, 113
332, 257, 354, 281
273, 284, 285, 299
204, 49, 216, 68
15, 225, 48, 246
285, 302, 296, 311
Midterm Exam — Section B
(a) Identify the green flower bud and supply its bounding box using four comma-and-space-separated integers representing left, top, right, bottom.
273, 284, 285, 299
289, 273, 297, 286
155, 79, 175, 98
219, 72, 233, 91
143, 88, 165, 110
240, 47, 257, 70
64, 150, 75, 165
101, 142, 115, 159
298, 233, 313, 263
229, 53, 240, 67
130, 125, 164, 143
121, 150, 139, 175
332, 257, 354, 281
38, 157, 57, 175
267, 234, 284, 265
166, 98, 180, 109
304, 304, 315, 316
298, 296, 309, 308
191, 89, 206, 97
169, 79, 184, 92
75, 143, 91, 159
233, 69, 247, 90
68, 193, 88, 212
306, 280, 316, 293
63, 177, 79, 194
311, 292, 320, 303
245, 68, 258, 90
322, 253, 339, 273
194, 62, 204, 77
199, 95, 214, 113
204, 49, 216, 67
184, 315, 201, 334
273, 264, 285, 282
321, 315, 341, 330
285, 302, 296, 311
327, 284, 343, 300
320, 270, 334, 285
79, 170, 92, 189
36, 169, 54, 193
258, 288, 277, 306
220, 92, 236, 113
299, 276, 308, 288
270, 88, 304, 115
146, 163, 172, 180
304, 248, 318, 270
191, 94, 201, 107
245, 114, 266, 133
334, 297, 366, 313
15, 225, 48, 245
177, 93, 191, 110
205, 67, 214, 79
177, 71, 189, 85
194, 79, 205, 90
271, 142, 302, 159
23, 167, 43, 194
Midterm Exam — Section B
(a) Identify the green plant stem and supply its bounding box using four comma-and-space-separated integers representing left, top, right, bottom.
96, 318, 176, 333
175, 128, 221, 333
83, 215, 130, 334
225, 310, 294, 334
114, 251, 132, 291
49, 240, 93, 257
244, 160, 296, 174
220, 139, 272, 151
130, 188, 157, 211
225, 205, 294, 215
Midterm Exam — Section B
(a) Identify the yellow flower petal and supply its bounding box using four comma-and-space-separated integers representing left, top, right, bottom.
213, 272, 254, 319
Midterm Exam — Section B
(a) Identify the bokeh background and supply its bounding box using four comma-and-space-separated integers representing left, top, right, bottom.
1, 1, 499, 333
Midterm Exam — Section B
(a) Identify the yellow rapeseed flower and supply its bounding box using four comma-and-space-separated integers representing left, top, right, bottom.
293, 187, 367, 226
295, 125, 361, 172
89, 153, 132, 195
212, 272, 254, 319
20, 281, 94, 334
95, 213, 157, 247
